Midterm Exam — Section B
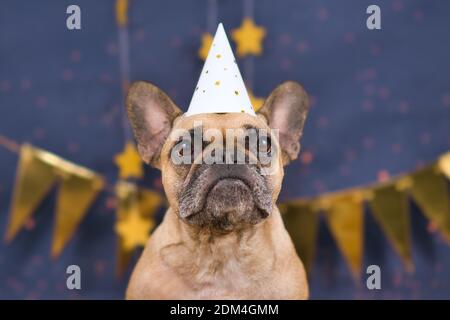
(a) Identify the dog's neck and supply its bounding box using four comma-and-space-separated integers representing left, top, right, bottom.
157, 208, 281, 289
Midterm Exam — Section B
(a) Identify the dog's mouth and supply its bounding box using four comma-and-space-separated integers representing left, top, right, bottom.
178, 165, 273, 230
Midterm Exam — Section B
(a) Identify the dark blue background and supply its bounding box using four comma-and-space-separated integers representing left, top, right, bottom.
0, 0, 449, 299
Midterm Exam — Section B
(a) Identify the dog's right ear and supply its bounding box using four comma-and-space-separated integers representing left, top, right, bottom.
126, 81, 182, 168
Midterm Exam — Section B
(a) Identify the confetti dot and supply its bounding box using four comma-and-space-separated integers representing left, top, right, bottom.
153, 177, 163, 190
280, 58, 292, 71
20, 78, 32, 90
205, 70, 209, 74
241, 109, 245, 113
344, 32, 355, 44
313, 180, 326, 193
216, 54, 221, 58
70, 50, 81, 62
427, 221, 438, 233
441, 93, 450, 107
297, 41, 309, 53
419, 132, 431, 144
62, 69, 73, 81
215, 81, 220, 86
300, 150, 313, 165
94, 260, 106, 276
345, 149, 357, 161
413, 9, 424, 22
377, 169, 390, 182
318, 116, 329, 128
78, 115, 89, 126
370, 44, 381, 56
391, 143, 403, 154
99, 73, 112, 83
0, 80, 11, 92
105, 197, 117, 210
362, 99, 374, 111
202, 90, 205, 93
280, 34, 292, 46
33, 127, 46, 140
340, 165, 350, 176
170, 36, 182, 48
67, 142, 79, 153
398, 101, 410, 113
24, 218, 35, 230
317, 8, 329, 21
106, 42, 118, 55
378, 86, 390, 99
37, 280, 48, 290
392, 0, 404, 12
134, 28, 146, 41
35, 96, 48, 108
31, 255, 43, 266
234, 91, 239, 95
363, 137, 374, 149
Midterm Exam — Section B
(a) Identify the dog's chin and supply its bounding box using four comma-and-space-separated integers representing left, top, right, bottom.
182, 178, 270, 231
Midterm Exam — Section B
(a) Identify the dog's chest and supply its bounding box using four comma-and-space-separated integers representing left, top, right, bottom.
160, 237, 274, 298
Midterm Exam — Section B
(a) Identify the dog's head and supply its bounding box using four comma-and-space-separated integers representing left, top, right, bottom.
126, 81, 309, 232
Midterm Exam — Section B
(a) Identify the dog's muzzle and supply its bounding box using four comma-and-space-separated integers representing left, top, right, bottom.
178, 164, 273, 230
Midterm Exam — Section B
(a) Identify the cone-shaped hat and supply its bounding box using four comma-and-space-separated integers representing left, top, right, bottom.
186, 23, 255, 116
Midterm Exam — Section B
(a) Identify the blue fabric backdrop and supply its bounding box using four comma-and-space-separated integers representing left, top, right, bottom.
0, 0, 449, 299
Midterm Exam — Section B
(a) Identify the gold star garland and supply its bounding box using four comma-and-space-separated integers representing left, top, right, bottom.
114, 141, 143, 179
231, 18, 266, 57
198, 33, 213, 61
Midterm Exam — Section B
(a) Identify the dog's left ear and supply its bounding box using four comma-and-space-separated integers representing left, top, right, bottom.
126, 81, 182, 168
257, 81, 310, 165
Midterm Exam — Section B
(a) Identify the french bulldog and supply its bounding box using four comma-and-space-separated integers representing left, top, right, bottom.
125, 80, 310, 299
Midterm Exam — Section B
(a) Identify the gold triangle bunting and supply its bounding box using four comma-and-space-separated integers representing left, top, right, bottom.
280, 201, 319, 274
5, 144, 105, 258
368, 184, 413, 271
438, 151, 450, 179
410, 165, 450, 244
3, 139, 450, 276
51, 171, 104, 257
322, 192, 364, 279
5, 144, 58, 242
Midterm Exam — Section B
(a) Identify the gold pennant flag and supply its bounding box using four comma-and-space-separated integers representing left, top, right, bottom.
322, 192, 364, 279
29, 145, 104, 257
5, 144, 57, 242
369, 184, 413, 271
115, 181, 163, 276
52, 170, 104, 257
438, 151, 450, 179
280, 201, 319, 274
410, 165, 450, 244
5, 144, 104, 258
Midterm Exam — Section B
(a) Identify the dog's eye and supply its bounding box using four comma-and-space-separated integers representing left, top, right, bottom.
258, 136, 272, 156
174, 139, 193, 158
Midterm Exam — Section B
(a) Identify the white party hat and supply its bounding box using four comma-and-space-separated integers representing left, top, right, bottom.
185, 23, 255, 116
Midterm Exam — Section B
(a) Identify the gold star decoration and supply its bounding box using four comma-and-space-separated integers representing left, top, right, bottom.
248, 90, 265, 111
115, 208, 154, 250
198, 33, 213, 61
114, 141, 143, 179
231, 18, 266, 57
